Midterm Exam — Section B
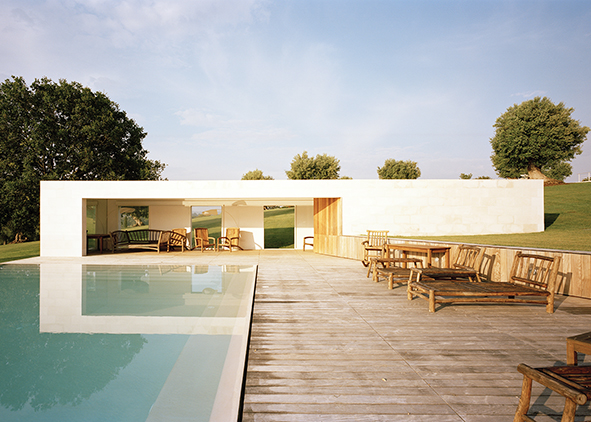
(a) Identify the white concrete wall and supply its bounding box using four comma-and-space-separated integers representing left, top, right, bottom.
151, 205, 191, 236
40, 179, 544, 257
223, 205, 263, 250
341, 179, 544, 236
295, 205, 314, 249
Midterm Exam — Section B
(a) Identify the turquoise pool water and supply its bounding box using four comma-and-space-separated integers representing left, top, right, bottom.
0, 263, 257, 421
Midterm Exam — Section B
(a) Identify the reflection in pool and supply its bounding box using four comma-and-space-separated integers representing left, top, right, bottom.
0, 263, 257, 422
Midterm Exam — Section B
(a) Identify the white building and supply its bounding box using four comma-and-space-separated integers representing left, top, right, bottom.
40, 179, 544, 257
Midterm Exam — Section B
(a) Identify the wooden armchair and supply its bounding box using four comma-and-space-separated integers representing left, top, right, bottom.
361, 230, 389, 267
218, 227, 242, 252
167, 229, 188, 252
193, 227, 217, 252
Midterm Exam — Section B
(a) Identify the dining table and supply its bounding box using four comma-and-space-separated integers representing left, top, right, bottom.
384, 243, 451, 268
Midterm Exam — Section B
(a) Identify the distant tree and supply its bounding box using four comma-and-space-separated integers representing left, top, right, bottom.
377, 159, 421, 179
0, 76, 166, 243
460, 173, 491, 180
285, 151, 341, 179
241, 169, 274, 180
490, 97, 589, 179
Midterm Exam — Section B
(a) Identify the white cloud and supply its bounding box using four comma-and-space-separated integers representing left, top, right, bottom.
511, 91, 547, 99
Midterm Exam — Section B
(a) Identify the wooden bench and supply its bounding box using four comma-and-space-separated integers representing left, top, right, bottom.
407, 252, 561, 313
110, 229, 186, 253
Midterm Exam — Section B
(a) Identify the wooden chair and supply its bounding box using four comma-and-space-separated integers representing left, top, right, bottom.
303, 236, 314, 251
167, 229, 188, 252
514, 364, 591, 422
218, 227, 242, 252
361, 230, 389, 267
193, 227, 217, 252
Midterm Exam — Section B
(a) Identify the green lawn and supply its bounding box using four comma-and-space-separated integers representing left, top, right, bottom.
0, 241, 40, 263
1, 183, 589, 262
264, 207, 295, 248
400, 183, 591, 252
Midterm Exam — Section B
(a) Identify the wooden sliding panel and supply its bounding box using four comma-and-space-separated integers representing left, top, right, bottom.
314, 198, 342, 255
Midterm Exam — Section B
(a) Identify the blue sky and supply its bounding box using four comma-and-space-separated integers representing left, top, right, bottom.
2, 0, 590, 181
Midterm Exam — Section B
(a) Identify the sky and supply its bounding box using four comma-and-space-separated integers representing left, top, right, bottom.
2, 0, 591, 181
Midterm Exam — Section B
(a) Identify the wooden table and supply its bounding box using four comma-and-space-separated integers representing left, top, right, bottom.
385, 244, 451, 267
567, 331, 591, 365
87, 233, 110, 253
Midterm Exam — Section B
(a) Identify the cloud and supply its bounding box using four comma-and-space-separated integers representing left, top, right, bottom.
511, 91, 547, 99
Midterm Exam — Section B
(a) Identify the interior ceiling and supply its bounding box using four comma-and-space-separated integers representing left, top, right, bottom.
182, 198, 314, 207
106, 198, 313, 207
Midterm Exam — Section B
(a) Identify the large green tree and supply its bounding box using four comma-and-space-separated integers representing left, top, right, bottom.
377, 159, 421, 179
490, 97, 589, 180
285, 151, 341, 179
0, 76, 166, 243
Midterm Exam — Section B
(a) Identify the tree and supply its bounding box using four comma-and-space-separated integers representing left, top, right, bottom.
0, 76, 166, 243
377, 159, 421, 179
490, 97, 589, 180
285, 151, 341, 179
460, 173, 491, 180
241, 169, 274, 180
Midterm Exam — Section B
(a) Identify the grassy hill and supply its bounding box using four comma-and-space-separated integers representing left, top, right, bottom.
264, 207, 294, 249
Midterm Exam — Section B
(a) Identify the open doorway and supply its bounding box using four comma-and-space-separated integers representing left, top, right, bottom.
191, 206, 222, 248
264, 206, 294, 249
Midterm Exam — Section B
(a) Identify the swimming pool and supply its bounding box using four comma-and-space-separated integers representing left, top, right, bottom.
0, 263, 257, 421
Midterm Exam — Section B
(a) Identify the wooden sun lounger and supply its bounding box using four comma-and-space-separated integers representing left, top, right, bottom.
407, 252, 561, 313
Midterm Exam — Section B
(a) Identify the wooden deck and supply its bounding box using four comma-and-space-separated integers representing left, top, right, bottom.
242, 251, 591, 422
24, 250, 591, 421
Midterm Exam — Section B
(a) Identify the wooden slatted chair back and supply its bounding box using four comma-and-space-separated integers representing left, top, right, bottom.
226, 228, 240, 247
219, 227, 242, 251
194, 227, 209, 243
170, 228, 187, 246
452, 245, 484, 271
194, 227, 216, 251
167, 229, 187, 252
509, 252, 561, 292
366, 230, 389, 248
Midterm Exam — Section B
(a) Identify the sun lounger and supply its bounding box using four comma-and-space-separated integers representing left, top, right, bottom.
407, 252, 561, 313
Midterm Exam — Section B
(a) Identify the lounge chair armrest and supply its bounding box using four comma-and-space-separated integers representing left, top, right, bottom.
517, 364, 588, 405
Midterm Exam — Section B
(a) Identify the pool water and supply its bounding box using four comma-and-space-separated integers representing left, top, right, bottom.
0, 263, 257, 422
